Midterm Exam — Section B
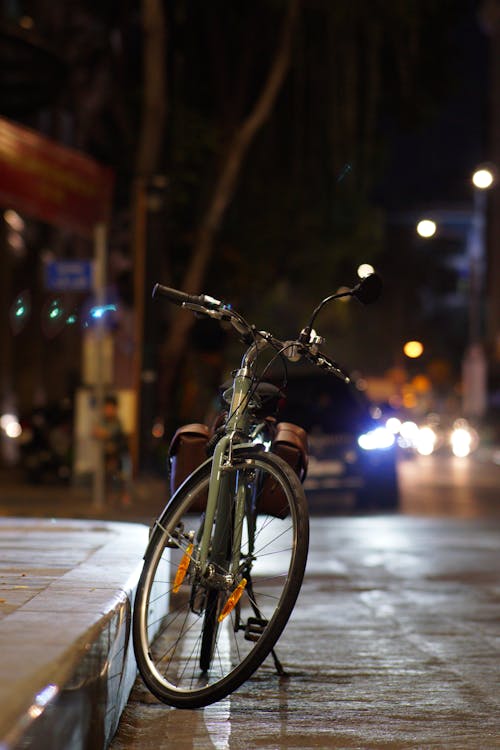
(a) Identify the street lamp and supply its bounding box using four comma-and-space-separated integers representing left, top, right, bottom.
414, 166, 496, 419
357, 263, 375, 279
416, 219, 437, 238
472, 167, 495, 190
462, 166, 496, 418
403, 340, 424, 359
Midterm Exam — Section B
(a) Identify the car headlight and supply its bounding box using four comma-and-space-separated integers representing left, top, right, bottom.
358, 427, 395, 451
450, 419, 478, 458
450, 427, 472, 457
415, 426, 437, 456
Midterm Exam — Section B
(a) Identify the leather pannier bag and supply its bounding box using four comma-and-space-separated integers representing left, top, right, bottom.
258, 422, 309, 518
169, 421, 308, 518
169, 423, 210, 511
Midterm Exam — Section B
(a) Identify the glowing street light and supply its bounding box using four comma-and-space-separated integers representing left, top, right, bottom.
462, 165, 496, 418
416, 219, 437, 238
357, 263, 375, 279
471, 167, 495, 190
403, 340, 424, 359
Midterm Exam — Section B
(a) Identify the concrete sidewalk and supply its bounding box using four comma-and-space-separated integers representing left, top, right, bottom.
0, 517, 149, 750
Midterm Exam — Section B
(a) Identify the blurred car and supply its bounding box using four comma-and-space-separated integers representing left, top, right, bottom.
278, 370, 399, 512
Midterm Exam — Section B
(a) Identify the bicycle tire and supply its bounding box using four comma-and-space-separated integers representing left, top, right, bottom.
200, 473, 233, 671
200, 588, 222, 672
132, 448, 309, 709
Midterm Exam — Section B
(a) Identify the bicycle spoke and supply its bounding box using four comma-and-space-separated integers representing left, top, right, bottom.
133, 451, 308, 708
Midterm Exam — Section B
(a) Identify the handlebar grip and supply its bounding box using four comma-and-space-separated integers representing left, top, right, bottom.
152, 284, 200, 305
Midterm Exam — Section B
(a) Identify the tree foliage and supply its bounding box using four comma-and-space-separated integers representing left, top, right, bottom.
1, 0, 474, 422
164, 1, 468, 307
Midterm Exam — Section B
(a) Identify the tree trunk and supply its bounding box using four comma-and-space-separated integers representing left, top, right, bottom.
135, 0, 167, 176
159, 0, 300, 418
132, 0, 167, 471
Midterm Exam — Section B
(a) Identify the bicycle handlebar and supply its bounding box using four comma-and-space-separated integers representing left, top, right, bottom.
152, 282, 351, 382
152, 283, 222, 310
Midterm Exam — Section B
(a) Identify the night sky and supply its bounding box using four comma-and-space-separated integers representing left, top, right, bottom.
377, 1, 489, 209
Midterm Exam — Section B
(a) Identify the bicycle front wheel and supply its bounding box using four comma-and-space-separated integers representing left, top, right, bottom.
133, 449, 309, 709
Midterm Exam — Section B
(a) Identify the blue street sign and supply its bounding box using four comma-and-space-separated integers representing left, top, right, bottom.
45, 260, 94, 292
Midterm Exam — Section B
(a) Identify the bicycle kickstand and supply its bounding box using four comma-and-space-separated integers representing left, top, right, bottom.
246, 575, 289, 677
270, 647, 288, 677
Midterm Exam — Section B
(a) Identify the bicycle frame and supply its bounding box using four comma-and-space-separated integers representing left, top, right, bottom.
133, 275, 380, 708
196, 339, 270, 580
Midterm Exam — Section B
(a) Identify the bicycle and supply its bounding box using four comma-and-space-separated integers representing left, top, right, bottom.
132, 272, 382, 709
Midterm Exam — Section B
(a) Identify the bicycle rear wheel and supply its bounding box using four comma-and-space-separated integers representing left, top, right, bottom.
133, 449, 309, 709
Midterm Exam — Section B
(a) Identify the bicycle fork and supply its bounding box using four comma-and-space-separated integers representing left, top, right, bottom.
185, 434, 245, 614
198, 364, 252, 578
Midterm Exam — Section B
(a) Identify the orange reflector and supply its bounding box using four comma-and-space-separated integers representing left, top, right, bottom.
218, 578, 247, 622
172, 543, 193, 593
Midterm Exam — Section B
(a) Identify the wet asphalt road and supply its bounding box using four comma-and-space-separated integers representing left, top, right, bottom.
110, 456, 500, 750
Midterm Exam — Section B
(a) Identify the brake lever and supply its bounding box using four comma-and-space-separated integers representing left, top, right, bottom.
321, 357, 351, 383
182, 302, 226, 320
229, 315, 252, 338
307, 350, 351, 383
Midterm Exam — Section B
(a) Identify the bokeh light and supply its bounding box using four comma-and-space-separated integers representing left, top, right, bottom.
386, 417, 402, 434
472, 168, 494, 190
4, 209, 25, 231
416, 219, 436, 238
403, 340, 424, 358
357, 263, 375, 279
9, 291, 31, 334
1, 413, 22, 439
416, 426, 437, 456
